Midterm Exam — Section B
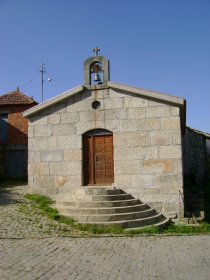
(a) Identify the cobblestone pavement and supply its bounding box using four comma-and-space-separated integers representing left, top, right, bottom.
0, 183, 210, 280
0, 182, 82, 238
0, 236, 210, 280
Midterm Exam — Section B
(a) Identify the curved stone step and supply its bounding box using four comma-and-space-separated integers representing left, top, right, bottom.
53, 187, 169, 229
56, 198, 141, 208
82, 188, 124, 195
56, 203, 148, 215
122, 213, 169, 228
54, 191, 130, 202
124, 213, 167, 228
84, 193, 132, 201
124, 218, 170, 231
77, 213, 168, 228
55, 187, 124, 197
61, 208, 156, 222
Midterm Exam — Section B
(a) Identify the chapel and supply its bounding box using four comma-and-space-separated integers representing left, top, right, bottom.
23, 49, 210, 226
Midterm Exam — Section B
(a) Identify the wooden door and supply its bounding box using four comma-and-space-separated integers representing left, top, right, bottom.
83, 134, 114, 185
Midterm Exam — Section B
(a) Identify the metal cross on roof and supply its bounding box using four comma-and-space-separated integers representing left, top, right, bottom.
93, 47, 100, 57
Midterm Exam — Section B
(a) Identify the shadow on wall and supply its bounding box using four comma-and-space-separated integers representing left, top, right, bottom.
203, 179, 210, 222
0, 116, 28, 145
0, 179, 27, 206
184, 174, 210, 222
0, 120, 29, 179
183, 127, 210, 221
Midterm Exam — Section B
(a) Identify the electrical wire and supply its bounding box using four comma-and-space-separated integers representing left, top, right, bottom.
20, 73, 40, 89
0, 40, 39, 69
0, 40, 54, 100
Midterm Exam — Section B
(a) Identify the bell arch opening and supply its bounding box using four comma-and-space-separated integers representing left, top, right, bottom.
90, 62, 103, 85
83, 53, 110, 86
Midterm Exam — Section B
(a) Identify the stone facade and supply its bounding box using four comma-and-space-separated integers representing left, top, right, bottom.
25, 83, 185, 218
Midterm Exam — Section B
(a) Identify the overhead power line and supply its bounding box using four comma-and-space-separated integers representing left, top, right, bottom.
0, 40, 39, 69
20, 73, 40, 89
0, 40, 53, 102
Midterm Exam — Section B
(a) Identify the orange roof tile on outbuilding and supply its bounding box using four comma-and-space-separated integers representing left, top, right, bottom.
0, 88, 38, 105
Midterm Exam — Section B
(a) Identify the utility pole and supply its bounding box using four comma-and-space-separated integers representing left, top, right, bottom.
40, 62, 45, 103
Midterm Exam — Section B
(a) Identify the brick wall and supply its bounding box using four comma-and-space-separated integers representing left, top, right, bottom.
0, 104, 34, 145
0, 103, 36, 178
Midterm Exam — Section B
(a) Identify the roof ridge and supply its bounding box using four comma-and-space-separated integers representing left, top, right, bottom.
0, 90, 37, 105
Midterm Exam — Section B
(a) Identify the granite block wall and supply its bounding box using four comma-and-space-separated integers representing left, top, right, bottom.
28, 87, 184, 217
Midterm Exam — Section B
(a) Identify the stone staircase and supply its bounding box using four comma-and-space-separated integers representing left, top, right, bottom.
53, 187, 169, 229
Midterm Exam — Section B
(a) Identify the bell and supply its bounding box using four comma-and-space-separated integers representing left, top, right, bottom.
94, 73, 101, 82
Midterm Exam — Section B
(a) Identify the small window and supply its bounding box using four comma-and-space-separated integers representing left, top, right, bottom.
0, 114, 8, 142
92, 100, 101, 110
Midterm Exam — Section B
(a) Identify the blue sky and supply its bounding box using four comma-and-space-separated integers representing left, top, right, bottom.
0, 0, 210, 132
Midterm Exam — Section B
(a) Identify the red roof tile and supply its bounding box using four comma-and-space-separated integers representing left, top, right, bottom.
0, 90, 37, 105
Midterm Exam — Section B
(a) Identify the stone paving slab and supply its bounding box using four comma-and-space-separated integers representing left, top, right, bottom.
0, 236, 210, 280
0, 182, 210, 279
0, 182, 82, 238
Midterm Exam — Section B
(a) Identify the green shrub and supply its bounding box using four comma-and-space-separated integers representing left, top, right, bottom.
25, 194, 54, 205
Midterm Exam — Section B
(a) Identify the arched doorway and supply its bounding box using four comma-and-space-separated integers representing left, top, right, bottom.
83, 129, 114, 186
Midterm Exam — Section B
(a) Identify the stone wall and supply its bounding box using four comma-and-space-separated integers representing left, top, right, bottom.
183, 128, 209, 217
206, 139, 210, 178
183, 127, 208, 184
28, 87, 184, 217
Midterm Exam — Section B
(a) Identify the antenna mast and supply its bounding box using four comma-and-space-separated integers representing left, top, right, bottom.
40, 62, 45, 103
